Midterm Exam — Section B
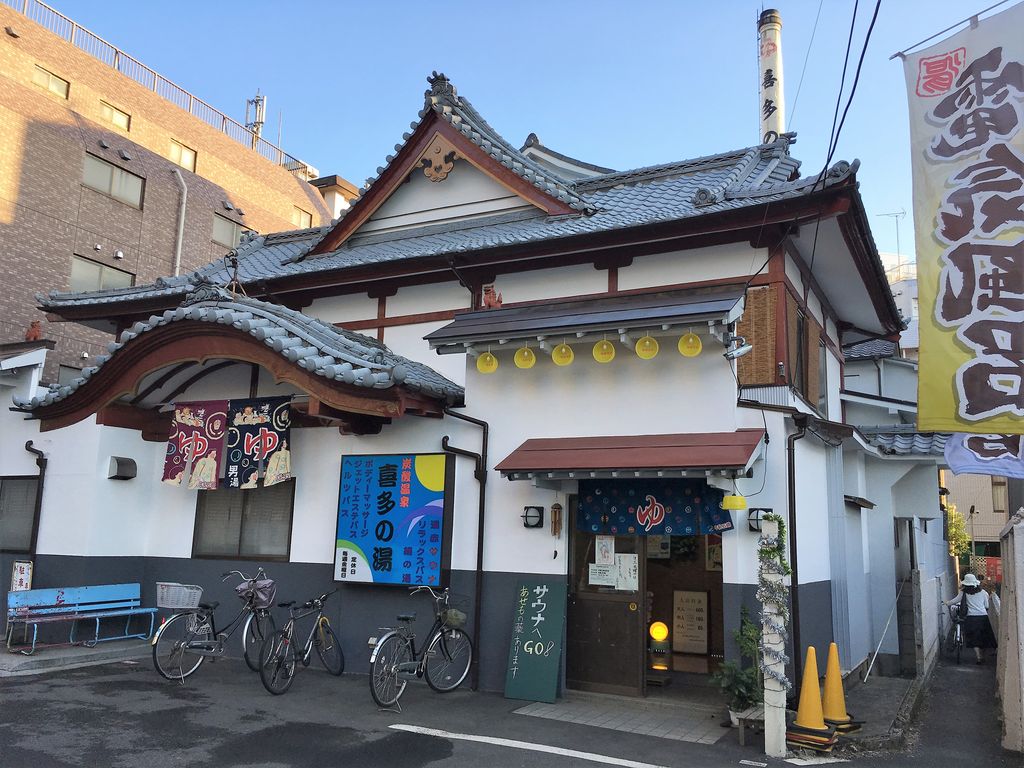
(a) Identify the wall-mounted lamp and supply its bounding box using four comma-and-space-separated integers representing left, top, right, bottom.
113, 249, 124, 260
522, 506, 545, 528
747, 507, 768, 532
108, 456, 137, 480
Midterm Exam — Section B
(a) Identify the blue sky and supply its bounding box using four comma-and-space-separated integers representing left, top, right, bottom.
53, 0, 1000, 260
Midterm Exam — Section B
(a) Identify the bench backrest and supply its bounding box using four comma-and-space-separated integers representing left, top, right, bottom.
7, 583, 142, 618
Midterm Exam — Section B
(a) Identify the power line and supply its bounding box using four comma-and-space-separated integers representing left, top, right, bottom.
788, 0, 825, 129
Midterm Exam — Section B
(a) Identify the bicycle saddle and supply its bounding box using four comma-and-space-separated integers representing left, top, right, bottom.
278, 601, 296, 608
397, 612, 416, 622
198, 601, 219, 611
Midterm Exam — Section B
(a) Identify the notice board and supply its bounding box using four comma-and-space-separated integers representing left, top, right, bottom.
673, 590, 709, 654
504, 578, 567, 703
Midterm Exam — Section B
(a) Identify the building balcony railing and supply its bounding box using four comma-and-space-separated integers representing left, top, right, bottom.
885, 262, 917, 284
4, 0, 312, 179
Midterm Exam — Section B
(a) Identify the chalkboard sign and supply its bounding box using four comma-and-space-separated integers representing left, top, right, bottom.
504, 578, 567, 703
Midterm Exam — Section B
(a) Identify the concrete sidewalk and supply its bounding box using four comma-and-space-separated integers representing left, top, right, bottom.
0, 640, 151, 677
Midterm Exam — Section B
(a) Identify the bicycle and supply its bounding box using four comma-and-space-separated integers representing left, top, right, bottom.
152, 568, 276, 681
369, 586, 473, 710
258, 590, 344, 695
948, 603, 965, 665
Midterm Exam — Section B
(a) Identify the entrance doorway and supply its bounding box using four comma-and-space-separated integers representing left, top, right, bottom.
566, 495, 725, 697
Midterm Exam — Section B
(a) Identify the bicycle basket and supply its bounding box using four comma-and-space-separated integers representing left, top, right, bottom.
235, 578, 277, 609
442, 608, 467, 628
156, 582, 203, 610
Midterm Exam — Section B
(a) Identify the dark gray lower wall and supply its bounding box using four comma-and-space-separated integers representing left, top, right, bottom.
2, 554, 554, 693
723, 579, 833, 686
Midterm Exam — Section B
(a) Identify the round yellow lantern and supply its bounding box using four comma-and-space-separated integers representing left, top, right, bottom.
592, 339, 616, 364
635, 335, 659, 360
552, 343, 575, 366
649, 621, 669, 643
514, 346, 537, 369
476, 351, 498, 374
678, 332, 702, 357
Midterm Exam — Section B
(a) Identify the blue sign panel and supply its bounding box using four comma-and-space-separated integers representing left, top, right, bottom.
334, 454, 453, 586
577, 479, 733, 535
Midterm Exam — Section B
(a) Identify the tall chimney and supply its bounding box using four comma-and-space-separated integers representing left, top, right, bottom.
757, 8, 785, 143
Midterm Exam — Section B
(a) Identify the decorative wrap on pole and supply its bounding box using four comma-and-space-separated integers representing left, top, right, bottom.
757, 512, 791, 759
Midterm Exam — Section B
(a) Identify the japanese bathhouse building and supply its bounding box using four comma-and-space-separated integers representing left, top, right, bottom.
5, 73, 946, 695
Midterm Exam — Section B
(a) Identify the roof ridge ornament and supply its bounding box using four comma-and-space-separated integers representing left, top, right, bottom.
179, 279, 230, 307
426, 71, 459, 107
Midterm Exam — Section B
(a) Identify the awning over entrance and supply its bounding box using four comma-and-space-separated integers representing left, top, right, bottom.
425, 286, 745, 354
495, 429, 766, 481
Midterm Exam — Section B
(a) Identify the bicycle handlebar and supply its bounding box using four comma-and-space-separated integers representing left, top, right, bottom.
410, 585, 447, 601
220, 566, 266, 583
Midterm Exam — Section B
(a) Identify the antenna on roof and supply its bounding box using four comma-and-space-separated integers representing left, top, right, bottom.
245, 90, 266, 148
877, 209, 908, 266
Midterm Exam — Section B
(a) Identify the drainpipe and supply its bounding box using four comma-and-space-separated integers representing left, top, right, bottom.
24, 441, 46, 553
440, 407, 489, 691
171, 168, 188, 277
786, 412, 808, 693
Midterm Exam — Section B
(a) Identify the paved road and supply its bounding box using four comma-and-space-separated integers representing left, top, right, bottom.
855, 656, 1021, 767
0, 653, 1017, 767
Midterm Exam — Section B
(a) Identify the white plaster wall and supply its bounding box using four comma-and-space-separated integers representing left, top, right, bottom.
793, 437, 831, 584
618, 244, 761, 291
893, 465, 941, 520
388, 281, 469, 317
784, 254, 803, 293
882, 360, 918, 402
384, 322, 466, 387
305, 293, 378, 325
361, 162, 529, 234
494, 263, 606, 304
843, 359, 881, 396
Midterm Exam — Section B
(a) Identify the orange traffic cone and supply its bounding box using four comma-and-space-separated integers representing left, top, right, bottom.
793, 646, 828, 731
787, 646, 838, 753
822, 642, 863, 733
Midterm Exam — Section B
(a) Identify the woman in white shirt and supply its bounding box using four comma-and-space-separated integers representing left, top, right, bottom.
945, 573, 997, 663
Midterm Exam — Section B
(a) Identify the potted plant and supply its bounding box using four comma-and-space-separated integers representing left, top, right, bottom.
712, 607, 762, 725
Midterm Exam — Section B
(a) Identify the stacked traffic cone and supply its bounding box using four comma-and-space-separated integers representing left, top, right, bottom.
786, 646, 838, 752
822, 642, 864, 734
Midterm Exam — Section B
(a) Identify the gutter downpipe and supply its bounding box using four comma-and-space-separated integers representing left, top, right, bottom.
171, 168, 188, 277
787, 412, 809, 694
24, 441, 46, 553
440, 407, 489, 691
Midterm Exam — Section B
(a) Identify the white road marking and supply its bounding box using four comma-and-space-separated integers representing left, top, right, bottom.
739, 761, 769, 767
784, 757, 850, 765
389, 724, 670, 768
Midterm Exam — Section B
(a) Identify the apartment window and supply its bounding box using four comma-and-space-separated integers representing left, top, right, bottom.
993, 478, 1009, 515
100, 101, 131, 131
817, 341, 828, 415
57, 365, 83, 386
70, 255, 133, 292
193, 479, 294, 560
83, 154, 144, 207
170, 139, 197, 172
291, 206, 313, 229
0, 477, 40, 554
32, 65, 69, 98
212, 214, 251, 248
793, 310, 808, 395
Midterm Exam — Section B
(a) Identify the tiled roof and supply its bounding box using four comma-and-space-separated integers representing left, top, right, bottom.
15, 285, 463, 411
844, 338, 898, 360
38, 75, 858, 316
859, 425, 950, 456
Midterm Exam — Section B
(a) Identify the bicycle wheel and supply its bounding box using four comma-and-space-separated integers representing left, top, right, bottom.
955, 625, 962, 665
259, 629, 297, 695
315, 621, 345, 676
242, 610, 276, 672
153, 612, 212, 681
370, 633, 411, 708
424, 627, 473, 692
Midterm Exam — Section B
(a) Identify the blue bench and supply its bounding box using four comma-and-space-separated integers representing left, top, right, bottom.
5, 583, 156, 654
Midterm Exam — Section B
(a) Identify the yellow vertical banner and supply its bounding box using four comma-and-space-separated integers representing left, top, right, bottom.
902, 3, 1024, 433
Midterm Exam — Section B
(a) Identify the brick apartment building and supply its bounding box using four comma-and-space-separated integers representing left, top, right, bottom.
0, 1, 355, 382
